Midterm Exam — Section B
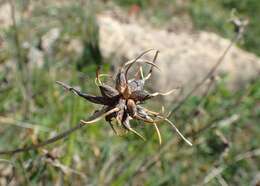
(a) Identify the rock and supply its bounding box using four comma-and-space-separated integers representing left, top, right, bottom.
98, 14, 260, 98
67, 39, 84, 55
0, 3, 12, 29
28, 47, 44, 69
41, 28, 60, 54
252, 172, 260, 186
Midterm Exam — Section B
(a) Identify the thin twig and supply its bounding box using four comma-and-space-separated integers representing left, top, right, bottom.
196, 76, 216, 108
129, 22, 246, 180
131, 113, 232, 178
129, 21, 247, 181
0, 122, 88, 155
9, 0, 33, 118
169, 29, 243, 116
131, 16, 247, 182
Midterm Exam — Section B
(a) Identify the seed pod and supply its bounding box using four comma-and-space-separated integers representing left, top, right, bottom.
122, 113, 131, 129
129, 90, 151, 102
115, 68, 127, 94
127, 99, 137, 116
128, 79, 145, 92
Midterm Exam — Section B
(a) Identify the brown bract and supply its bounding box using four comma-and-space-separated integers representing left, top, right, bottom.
57, 49, 192, 145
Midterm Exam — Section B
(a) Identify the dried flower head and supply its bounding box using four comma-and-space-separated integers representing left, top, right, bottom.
57, 49, 192, 145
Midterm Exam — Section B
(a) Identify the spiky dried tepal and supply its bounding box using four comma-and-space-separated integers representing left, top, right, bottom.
57, 49, 192, 145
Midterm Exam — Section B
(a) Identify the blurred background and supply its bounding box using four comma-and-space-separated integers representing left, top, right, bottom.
0, 0, 259, 185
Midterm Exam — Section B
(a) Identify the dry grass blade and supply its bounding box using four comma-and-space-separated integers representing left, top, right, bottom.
128, 127, 146, 141
96, 66, 103, 85
124, 49, 156, 67
126, 59, 161, 71
80, 107, 120, 124
153, 123, 162, 145
164, 118, 192, 146
125, 49, 158, 80
0, 116, 51, 132
0, 122, 88, 155
95, 74, 111, 86
149, 88, 179, 97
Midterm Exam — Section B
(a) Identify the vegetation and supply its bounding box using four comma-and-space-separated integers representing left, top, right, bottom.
114, 0, 260, 56
0, 0, 259, 185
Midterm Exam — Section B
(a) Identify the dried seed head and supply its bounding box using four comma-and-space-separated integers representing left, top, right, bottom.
56, 49, 192, 145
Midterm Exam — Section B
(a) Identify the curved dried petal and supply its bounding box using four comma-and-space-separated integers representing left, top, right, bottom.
145, 50, 159, 80
56, 81, 113, 105
122, 114, 146, 141
153, 123, 162, 145
80, 107, 120, 124
135, 106, 154, 123
158, 117, 192, 146
130, 89, 179, 102
149, 89, 178, 97
124, 49, 157, 78
99, 85, 119, 98
96, 66, 102, 85
95, 74, 111, 86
